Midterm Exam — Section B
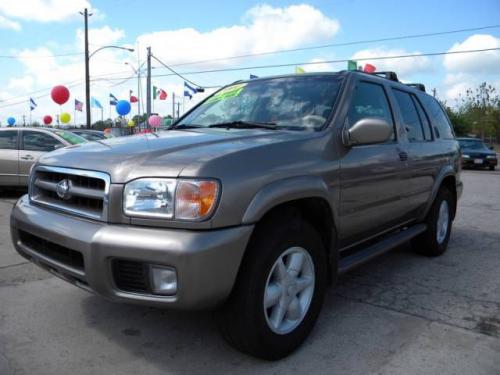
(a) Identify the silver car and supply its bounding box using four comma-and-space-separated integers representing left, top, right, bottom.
0, 127, 86, 187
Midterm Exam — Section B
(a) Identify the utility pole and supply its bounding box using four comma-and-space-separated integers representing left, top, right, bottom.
176, 102, 180, 119
172, 92, 176, 121
81, 8, 92, 129
22, 115, 26, 127
432, 88, 437, 98
137, 46, 141, 120
146, 47, 152, 123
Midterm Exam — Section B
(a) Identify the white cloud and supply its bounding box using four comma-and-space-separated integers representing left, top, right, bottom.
0, 0, 91, 23
76, 25, 125, 51
442, 74, 500, 103
443, 34, 500, 74
302, 58, 336, 73
137, 4, 339, 67
351, 48, 432, 77
0, 14, 20, 30
0, 4, 341, 123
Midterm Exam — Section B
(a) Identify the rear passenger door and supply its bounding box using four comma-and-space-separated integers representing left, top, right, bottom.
19, 131, 63, 186
391, 89, 438, 218
0, 130, 19, 186
339, 79, 409, 247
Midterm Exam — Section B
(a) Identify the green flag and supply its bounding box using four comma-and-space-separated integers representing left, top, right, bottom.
347, 60, 357, 71
153, 85, 158, 99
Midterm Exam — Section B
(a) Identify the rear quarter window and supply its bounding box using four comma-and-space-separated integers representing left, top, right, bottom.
420, 95, 454, 140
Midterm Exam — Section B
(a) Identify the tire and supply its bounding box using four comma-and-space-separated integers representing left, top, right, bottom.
489, 166, 495, 171
219, 210, 328, 360
412, 187, 454, 256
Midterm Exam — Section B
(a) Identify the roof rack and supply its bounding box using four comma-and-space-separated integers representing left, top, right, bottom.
405, 83, 426, 92
369, 71, 399, 82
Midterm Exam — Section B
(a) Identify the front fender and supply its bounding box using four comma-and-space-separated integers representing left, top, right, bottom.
241, 175, 335, 224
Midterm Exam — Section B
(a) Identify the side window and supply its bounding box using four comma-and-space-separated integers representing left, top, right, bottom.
412, 96, 432, 140
22, 131, 62, 152
348, 81, 394, 140
420, 95, 455, 140
392, 89, 424, 142
0, 131, 18, 150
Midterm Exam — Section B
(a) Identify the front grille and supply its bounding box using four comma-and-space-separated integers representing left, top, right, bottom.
30, 166, 110, 221
19, 230, 84, 271
112, 259, 152, 294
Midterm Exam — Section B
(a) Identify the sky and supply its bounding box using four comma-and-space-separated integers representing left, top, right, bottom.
0, 0, 499, 126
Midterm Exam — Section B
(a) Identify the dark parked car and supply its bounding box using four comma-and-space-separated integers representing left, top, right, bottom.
11, 70, 462, 359
70, 129, 110, 141
458, 137, 497, 170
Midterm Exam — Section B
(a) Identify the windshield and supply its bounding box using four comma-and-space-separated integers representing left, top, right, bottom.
458, 139, 487, 150
73, 131, 106, 141
53, 130, 87, 144
177, 75, 343, 131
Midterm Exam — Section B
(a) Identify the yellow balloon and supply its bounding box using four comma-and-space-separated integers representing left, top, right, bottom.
60, 112, 71, 124
127, 120, 135, 127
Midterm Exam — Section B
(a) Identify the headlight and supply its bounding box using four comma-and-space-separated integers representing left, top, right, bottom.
486, 155, 496, 159
462, 154, 470, 158
124, 178, 176, 218
123, 178, 219, 220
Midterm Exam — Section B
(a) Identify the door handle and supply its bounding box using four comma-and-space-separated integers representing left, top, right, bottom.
20, 155, 34, 160
399, 151, 408, 161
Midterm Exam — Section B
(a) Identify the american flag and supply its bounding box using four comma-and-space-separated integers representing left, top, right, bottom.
75, 99, 83, 112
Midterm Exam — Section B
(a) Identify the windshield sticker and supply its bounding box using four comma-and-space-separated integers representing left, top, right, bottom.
206, 83, 247, 103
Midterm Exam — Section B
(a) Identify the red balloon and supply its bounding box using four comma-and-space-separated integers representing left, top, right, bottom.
43, 115, 53, 125
51, 85, 70, 105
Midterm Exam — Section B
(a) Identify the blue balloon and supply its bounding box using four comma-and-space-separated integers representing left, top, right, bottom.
115, 100, 131, 116
7, 117, 15, 126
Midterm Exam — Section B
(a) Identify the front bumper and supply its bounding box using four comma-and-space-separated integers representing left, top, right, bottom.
11, 195, 254, 310
461, 157, 497, 168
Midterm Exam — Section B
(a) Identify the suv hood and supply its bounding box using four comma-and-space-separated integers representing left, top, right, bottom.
39, 129, 307, 183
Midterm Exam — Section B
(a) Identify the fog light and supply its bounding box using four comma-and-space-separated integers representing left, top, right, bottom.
150, 265, 177, 295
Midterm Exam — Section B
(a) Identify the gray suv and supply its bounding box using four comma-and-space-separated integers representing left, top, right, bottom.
11, 71, 462, 359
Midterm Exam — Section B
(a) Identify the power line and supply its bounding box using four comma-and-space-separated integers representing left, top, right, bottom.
99, 47, 500, 81
151, 55, 204, 88
0, 51, 83, 59
1, 23, 498, 62
163, 24, 500, 68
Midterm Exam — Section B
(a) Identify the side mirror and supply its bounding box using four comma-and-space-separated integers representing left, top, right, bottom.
343, 118, 392, 146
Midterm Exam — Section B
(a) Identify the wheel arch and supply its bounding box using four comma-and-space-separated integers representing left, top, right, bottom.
420, 167, 458, 221
241, 176, 338, 282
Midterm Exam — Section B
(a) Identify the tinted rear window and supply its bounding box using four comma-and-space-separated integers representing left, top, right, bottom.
392, 89, 424, 142
420, 95, 454, 140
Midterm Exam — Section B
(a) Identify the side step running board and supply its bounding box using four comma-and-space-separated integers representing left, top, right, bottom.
338, 224, 427, 274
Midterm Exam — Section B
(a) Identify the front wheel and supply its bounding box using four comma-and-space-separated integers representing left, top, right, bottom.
412, 188, 454, 256
219, 215, 328, 360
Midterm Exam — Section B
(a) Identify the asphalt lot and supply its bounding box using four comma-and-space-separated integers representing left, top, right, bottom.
1, 169, 499, 375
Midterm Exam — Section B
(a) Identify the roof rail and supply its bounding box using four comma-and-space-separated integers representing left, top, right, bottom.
369, 71, 399, 82
405, 83, 426, 92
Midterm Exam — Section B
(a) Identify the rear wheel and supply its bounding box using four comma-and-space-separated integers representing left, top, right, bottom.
412, 188, 454, 256
219, 213, 328, 360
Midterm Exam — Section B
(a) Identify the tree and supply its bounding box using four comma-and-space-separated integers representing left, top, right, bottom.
457, 82, 499, 140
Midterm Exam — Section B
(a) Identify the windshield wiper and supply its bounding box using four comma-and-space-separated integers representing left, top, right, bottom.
170, 123, 204, 130
208, 120, 277, 130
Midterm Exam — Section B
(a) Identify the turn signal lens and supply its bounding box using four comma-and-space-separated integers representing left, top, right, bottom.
175, 180, 219, 220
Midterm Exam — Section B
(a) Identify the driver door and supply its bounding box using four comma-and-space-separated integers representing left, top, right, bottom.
339, 79, 409, 247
